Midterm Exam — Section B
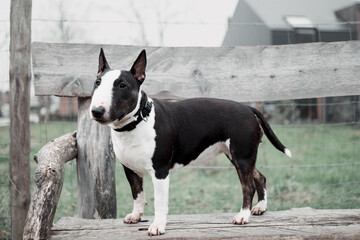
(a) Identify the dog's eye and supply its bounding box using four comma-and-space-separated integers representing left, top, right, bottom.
95, 78, 101, 86
114, 78, 127, 89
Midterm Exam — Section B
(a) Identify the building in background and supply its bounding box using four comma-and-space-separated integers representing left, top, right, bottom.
222, 0, 360, 123
223, 0, 358, 46
336, 2, 360, 40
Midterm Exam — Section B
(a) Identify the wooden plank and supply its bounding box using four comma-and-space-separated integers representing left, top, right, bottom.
9, 0, 32, 239
32, 41, 360, 101
76, 98, 117, 219
50, 208, 360, 239
23, 132, 77, 240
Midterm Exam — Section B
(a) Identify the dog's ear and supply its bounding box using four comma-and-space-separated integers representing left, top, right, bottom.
130, 50, 147, 83
98, 48, 110, 76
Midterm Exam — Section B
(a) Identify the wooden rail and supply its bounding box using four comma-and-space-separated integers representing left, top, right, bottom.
32, 41, 360, 101
50, 208, 360, 239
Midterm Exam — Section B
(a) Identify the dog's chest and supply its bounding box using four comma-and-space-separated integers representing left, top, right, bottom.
111, 110, 156, 174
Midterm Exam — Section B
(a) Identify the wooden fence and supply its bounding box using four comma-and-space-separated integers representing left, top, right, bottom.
24, 40, 360, 239
32, 41, 359, 101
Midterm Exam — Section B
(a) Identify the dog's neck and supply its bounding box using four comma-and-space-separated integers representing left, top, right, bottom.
113, 91, 153, 132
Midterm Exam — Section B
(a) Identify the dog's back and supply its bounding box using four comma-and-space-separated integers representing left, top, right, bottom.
152, 98, 261, 169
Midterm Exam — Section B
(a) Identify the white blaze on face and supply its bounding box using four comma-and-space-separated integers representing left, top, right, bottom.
90, 70, 121, 120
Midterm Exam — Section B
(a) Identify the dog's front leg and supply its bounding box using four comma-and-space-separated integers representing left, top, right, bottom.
148, 173, 169, 236
123, 165, 146, 224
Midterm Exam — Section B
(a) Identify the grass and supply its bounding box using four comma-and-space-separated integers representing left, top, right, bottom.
0, 122, 360, 239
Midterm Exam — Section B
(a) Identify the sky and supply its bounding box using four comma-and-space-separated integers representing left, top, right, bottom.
31, 0, 238, 46
0, 0, 238, 91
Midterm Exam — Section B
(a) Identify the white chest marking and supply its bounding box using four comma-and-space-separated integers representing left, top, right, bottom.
111, 99, 156, 174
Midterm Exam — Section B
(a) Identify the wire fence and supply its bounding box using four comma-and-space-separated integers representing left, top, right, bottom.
1, 15, 360, 239
1, 96, 358, 237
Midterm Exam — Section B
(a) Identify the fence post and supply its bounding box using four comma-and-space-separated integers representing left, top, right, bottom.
76, 97, 117, 219
9, 0, 32, 239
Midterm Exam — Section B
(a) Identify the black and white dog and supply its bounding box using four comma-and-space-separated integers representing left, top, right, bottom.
90, 49, 291, 236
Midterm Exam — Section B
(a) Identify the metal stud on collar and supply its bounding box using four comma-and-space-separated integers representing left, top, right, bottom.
140, 111, 148, 122
140, 100, 152, 122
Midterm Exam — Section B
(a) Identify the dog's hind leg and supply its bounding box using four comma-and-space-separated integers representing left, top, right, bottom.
251, 168, 267, 215
230, 155, 256, 225
123, 165, 147, 224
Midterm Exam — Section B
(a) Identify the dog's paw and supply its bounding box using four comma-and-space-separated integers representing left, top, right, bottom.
232, 209, 251, 225
124, 212, 142, 224
251, 201, 267, 215
148, 220, 166, 236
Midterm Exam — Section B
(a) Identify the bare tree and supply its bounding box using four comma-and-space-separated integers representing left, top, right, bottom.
129, 0, 186, 46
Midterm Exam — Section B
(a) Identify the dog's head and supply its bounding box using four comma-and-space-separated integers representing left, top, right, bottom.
90, 49, 147, 126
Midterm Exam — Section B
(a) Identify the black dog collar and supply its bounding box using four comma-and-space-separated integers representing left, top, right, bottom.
114, 93, 153, 132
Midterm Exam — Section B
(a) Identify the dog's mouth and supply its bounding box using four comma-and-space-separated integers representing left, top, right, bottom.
91, 116, 111, 125
95, 118, 107, 123
115, 113, 126, 122
91, 113, 127, 126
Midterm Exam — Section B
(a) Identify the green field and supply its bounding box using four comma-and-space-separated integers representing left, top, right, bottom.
0, 122, 359, 238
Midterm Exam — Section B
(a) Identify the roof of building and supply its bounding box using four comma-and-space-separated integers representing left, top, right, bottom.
241, 0, 358, 30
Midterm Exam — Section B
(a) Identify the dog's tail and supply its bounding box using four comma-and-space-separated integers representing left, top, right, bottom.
251, 107, 292, 158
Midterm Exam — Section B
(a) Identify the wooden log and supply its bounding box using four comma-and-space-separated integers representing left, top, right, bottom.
50, 208, 360, 239
32, 41, 360, 101
23, 132, 77, 240
9, 0, 32, 239
76, 97, 117, 219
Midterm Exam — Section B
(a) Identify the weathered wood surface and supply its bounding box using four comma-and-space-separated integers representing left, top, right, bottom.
9, 0, 32, 239
50, 208, 360, 239
24, 132, 77, 240
76, 98, 117, 219
32, 41, 360, 101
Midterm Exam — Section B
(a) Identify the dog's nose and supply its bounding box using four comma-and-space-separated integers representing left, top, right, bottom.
91, 106, 105, 118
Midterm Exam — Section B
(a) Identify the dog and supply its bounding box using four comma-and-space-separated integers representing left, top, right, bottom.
90, 49, 292, 236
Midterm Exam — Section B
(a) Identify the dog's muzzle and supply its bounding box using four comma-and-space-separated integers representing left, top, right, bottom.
91, 106, 105, 119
